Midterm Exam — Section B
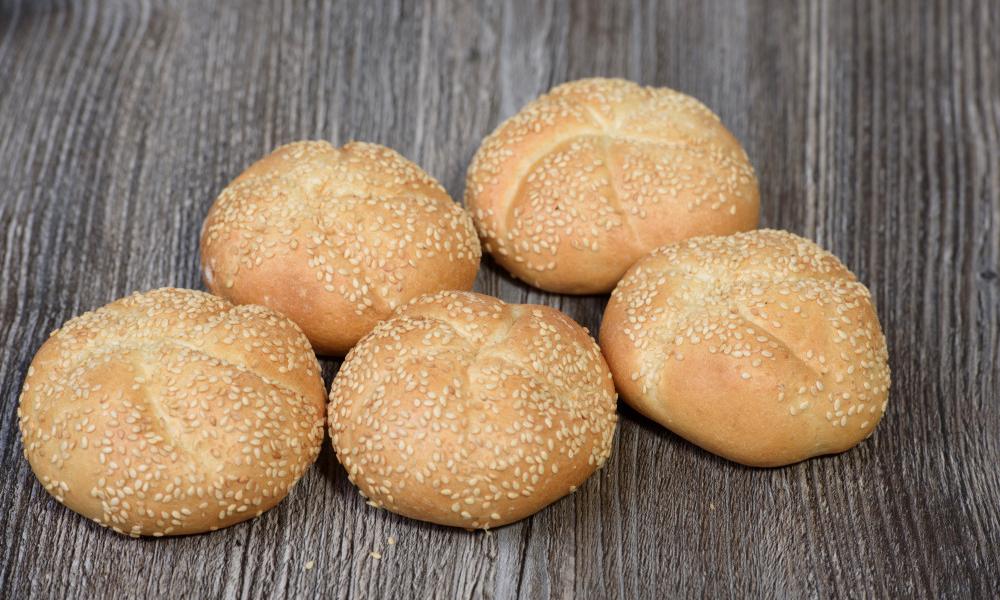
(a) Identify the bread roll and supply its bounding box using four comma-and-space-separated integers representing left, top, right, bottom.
465, 77, 759, 294
17, 288, 326, 536
201, 140, 482, 356
600, 230, 890, 467
329, 290, 618, 528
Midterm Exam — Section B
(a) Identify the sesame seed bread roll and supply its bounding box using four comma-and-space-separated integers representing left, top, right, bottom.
600, 230, 891, 467
201, 140, 482, 356
465, 77, 759, 294
17, 288, 326, 537
329, 291, 618, 528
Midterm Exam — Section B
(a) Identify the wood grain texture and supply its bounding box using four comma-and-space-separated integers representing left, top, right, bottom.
1, 0, 998, 597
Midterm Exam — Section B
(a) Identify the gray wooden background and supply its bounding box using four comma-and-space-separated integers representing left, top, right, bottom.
1, 0, 998, 598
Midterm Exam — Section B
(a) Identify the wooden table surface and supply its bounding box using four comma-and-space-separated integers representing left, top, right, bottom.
1, 1, 998, 598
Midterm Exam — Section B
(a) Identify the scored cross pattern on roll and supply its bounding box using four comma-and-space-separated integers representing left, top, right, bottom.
17, 288, 326, 537
328, 290, 619, 528
466, 77, 760, 294
600, 230, 891, 467
201, 141, 482, 356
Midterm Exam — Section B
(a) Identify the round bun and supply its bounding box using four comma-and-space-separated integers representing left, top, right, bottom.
328, 290, 618, 528
17, 288, 326, 537
201, 140, 482, 356
465, 77, 759, 294
600, 230, 891, 467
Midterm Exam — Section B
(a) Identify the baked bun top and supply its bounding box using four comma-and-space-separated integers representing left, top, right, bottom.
466, 77, 759, 294
18, 288, 326, 536
201, 140, 482, 356
600, 230, 891, 467
329, 290, 618, 528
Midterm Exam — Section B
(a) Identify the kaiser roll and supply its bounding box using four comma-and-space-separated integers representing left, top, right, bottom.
465, 77, 759, 294
200, 140, 482, 356
599, 230, 891, 467
17, 288, 326, 536
328, 290, 618, 528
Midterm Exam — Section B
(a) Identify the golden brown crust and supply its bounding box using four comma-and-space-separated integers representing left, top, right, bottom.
328, 291, 618, 528
17, 288, 326, 536
466, 78, 759, 294
201, 141, 482, 355
599, 230, 891, 467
